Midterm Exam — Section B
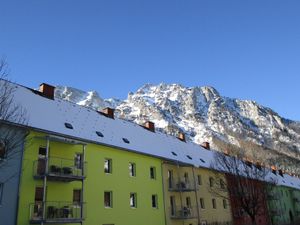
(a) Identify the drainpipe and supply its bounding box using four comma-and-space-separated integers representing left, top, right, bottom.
176, 161, 184, 225
192, 167, 201, 225
81, 144, 86, 225
41, 137, 50, 225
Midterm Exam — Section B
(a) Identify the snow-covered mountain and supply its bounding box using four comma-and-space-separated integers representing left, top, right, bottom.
55, 84, 300, 173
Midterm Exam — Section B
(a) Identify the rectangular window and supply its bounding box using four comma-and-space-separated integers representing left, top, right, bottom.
186, 197, 191, 208
38, 147, 46, 157
35, 187, 44, 202
0, 183, 3, 204
73, 189, 81, 205
104, 158, 112, 174
152, 195, 158, 208
184, 172, 189, 183
168, 170, 173, 188
74, 153, 83, 169
130, 193, 137, 208
200, 198, 205, 209
220, 179, 225, 189
209, 177, 214, 187
223, 199, 227, 209
170, 196, 176, 216
129, 163, 136, 177
212, 198, 216, 209
197, 175, 202, 185
104, 191, 112, 208
0, 140, 6, 159
150, 167, 156, 179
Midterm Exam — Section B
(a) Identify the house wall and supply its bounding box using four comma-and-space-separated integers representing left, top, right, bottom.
17, 131, 166, 225
162, 163, 232, 225
0, 125, 25, 225
226, 174, 270, 225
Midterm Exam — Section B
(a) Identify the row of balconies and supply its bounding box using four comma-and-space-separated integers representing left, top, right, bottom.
169, 206, 198, 219
168, 179, 198, 192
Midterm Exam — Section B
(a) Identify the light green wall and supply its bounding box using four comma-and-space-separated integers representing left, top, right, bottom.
17, 131, 166, 225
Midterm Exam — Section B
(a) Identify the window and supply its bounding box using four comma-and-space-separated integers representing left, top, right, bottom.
200, 158, 206, 163
152, 195, 158, 208
35, 187, 44, 202
150, 167, 156, 179
197, 175, 202, 185
209, 177, 214, 187
168, 170, 173, 188
38, 147, 46, 158
104, 159, 112, 174
212, 199, 216, 209
73, 189, 81, 205
129, 163, 136, 177
171, 151, 177, 156
186, 197, 191, 208
223, 199, 227, 209
170, 196, 176, 216
64, 122, 73, 129
200, 198, 205, 209
186, 155, 192, 160
104, 191, 112, 208
122, 138, 130, 144
220, 179, 225, 189
184, 172, 189, 183
0, 140, 6, 159
130, 193, 137, 208
96, 131, 104, 137
74, 153, 83, 169
0, 183, 3, 204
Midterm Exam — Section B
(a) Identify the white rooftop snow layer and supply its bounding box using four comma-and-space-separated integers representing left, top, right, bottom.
5, 81, 300, 191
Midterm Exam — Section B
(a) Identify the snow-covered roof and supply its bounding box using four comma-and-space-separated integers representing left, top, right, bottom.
5, 81, 300, 191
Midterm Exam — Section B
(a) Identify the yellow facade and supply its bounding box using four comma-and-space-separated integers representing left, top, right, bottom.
162, 162, 232, 225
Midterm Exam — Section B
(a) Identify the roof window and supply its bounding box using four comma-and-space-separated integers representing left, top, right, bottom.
171, 152, 177, 156
96, 131, 104, 137
186, 155, 192, 160
64, 123, 73, 129
122, 138, 130, 144
200, 158, 206, 163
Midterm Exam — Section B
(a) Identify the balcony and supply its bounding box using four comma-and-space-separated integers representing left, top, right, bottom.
170, 206, 197, 220
168, 179, 197, 192
33, 157, 87, 182
29, 201, 86, 224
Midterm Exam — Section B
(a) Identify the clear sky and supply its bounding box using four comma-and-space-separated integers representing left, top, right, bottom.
1, 1, 299, 121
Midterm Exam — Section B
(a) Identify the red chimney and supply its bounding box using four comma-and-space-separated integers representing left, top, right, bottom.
178, 132, 186, 142
100, 107, 115, 119
201, 142, 210, 150
39, 83, 55, 99
143, 121, 155, 132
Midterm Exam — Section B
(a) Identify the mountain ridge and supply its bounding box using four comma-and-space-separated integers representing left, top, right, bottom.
55, 83, 300, 174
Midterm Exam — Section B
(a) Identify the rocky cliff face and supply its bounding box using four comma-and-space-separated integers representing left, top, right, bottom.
55, 83, 300, 173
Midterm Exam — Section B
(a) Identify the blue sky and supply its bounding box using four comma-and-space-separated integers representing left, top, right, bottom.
1, 1, 300, 121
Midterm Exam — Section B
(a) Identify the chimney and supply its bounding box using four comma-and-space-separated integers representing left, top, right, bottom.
278, 169, 283, 177
100, 107, 115, 119
271, 165, 277, 175
178, 132, 186, 142
201, 142, 210, 150
223, 149, 229, 156
143, 121, 155, 132
39, 83, 55, 99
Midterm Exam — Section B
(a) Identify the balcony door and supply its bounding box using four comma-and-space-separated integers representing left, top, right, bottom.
170, 196, 176, 216
37, 147, 47, 175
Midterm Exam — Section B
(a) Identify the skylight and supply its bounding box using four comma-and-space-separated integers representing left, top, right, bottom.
186, 155, 192, 160
64, 123, 73, 129
200, 159, 206, 163
122, 138, 130, 144
171, 152, 177, 156
96, 131, 104, 137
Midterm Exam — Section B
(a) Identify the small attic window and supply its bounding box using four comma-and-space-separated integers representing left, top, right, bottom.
186, 155, 192, 160
122, 138, 130, 144
171, 152, 177, 156
64, 123, 73, 129
283, 180, 286, 183
200, 159, 206, 163
96, 131, 104, 137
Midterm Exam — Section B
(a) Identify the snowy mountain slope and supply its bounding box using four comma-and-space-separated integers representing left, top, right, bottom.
55, 84, 300, 172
